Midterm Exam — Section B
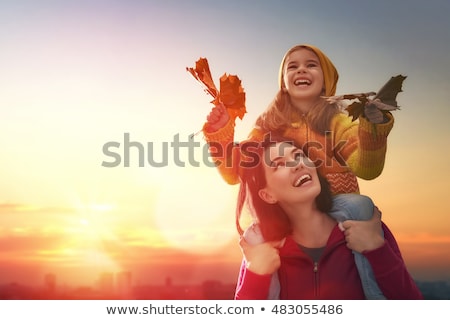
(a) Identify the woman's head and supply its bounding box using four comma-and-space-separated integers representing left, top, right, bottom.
236, 134, 333, 241
279, 44, 339, 97
259, 141, 323, 208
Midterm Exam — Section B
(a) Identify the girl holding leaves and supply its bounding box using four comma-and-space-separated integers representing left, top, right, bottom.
189, 44, 406, 299
200, 44, 404, 193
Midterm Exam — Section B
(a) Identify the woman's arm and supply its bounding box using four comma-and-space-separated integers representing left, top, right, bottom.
341, 209, 423, 299
364, 224, 423, 299
234, 259, 272, 300
234, 237, 282, 300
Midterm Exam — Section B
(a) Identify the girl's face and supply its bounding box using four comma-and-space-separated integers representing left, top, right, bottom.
259, 142, 321, 206
282, 48, 325, 105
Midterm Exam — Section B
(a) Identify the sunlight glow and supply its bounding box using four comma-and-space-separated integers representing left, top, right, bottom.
154, 167, 238, 254
88, 203, 115, 212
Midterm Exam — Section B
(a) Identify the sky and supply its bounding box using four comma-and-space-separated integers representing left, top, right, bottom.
1, 0, 450, 289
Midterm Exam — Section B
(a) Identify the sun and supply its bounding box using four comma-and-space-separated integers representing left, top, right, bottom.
67, 202, 123, 271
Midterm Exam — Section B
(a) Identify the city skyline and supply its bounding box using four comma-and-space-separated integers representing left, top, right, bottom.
1, 270, 449, 300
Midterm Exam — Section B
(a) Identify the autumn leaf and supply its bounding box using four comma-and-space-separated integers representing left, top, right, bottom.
186, 57, 218, 98
346, 100, 365, 122
374, 75, 406, 105
219, 73, 246, 120
324, 75, 406, 123
187, 57, 246, 120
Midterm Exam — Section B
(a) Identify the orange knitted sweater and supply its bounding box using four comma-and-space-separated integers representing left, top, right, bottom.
203, 112, 394, 195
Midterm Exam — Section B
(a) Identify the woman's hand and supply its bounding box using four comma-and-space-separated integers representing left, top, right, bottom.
341, 206, 385, 253
239, 237, 284, 275
204, 102, 230, 132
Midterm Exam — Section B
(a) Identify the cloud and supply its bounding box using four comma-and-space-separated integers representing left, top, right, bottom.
397, 233, 450, 244
0, 203, 76, 215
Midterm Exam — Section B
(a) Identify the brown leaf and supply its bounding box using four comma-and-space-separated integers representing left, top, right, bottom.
346, 101, 365, 122
340, 75, 407, 122
371, 100, 400, 111
374, 75, 407, 107
187, 58, 247, 120
219, 74, 246, 120
186, 58, 218, 97
364, 103, 384, 123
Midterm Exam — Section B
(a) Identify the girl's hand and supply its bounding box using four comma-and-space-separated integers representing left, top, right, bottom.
239, 237, 284, 275
341, 207, 385, 253
205, 102, 230, 132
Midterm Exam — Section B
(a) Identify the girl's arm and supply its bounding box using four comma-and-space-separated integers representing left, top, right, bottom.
331, 113, 394, 180
203, 115, 266, 185
203, 116, 241, 185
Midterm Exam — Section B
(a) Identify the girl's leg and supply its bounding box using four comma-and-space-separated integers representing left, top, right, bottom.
331, 193, 374, 221
331, 194, 386, 299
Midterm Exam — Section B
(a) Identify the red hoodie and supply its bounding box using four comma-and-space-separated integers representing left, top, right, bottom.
235, 223, 423, 300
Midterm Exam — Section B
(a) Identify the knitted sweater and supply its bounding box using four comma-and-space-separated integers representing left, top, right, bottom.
203, 112, 394, 194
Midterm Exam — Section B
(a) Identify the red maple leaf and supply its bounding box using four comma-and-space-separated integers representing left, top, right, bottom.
187, 58, 246, 120
186, 57, 218, 98
219, 74, 246, 120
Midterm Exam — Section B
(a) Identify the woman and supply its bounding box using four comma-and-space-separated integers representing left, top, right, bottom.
234, 137, 423, 299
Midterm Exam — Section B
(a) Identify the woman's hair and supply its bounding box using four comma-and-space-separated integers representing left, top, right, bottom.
235, 133, 333, 241
255, 44, 342, 134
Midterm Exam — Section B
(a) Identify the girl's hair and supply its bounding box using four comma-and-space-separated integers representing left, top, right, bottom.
255, 45, 342, 134
235, 133, 333, 241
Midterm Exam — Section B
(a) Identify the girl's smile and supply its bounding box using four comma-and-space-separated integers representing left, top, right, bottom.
282, 48, 325, 112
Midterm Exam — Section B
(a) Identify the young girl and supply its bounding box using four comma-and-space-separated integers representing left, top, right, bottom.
234, 138, 422, 300
202, 44, 398, 298
203, 43, 394, 193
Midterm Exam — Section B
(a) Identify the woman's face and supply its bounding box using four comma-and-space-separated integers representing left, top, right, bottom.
282, 48, 325, 105
259, 142, 321, 206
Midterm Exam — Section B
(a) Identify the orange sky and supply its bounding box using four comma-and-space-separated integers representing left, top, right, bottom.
0, 202, 242, 287
1, 191, 449, 289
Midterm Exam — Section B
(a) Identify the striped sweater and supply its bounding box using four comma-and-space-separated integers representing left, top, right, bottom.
203, 112, 394, 195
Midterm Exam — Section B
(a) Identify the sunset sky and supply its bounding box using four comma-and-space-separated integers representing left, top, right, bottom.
1, 0, 450, 289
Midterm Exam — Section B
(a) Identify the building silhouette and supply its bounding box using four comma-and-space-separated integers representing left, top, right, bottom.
116, 271, 132, 298
0, 272, 449, 299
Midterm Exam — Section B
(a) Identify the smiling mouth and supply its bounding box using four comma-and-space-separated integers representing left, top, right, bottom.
294, 79, 311, 86
293, 174, 312, 187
